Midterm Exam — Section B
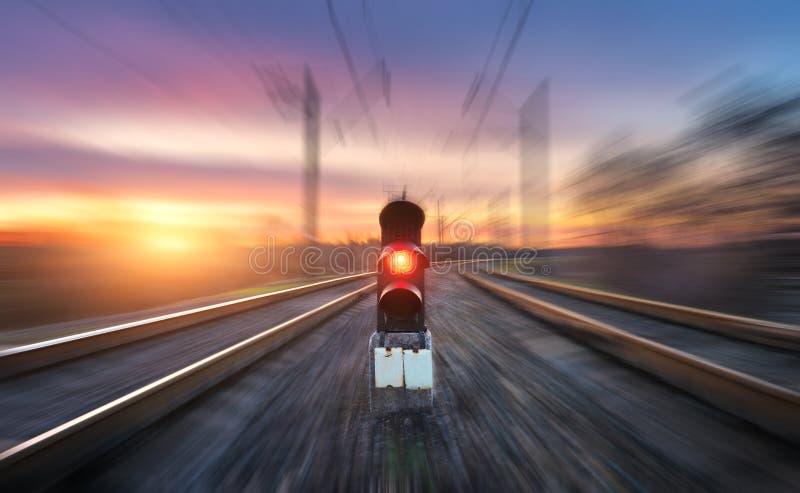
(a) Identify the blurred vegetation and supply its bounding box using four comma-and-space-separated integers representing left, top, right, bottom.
563, 77, 800, 246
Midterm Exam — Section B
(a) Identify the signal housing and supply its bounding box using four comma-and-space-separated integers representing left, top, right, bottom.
377, 200, 428, 332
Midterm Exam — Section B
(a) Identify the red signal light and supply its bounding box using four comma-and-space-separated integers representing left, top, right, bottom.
389, 250, 413, 275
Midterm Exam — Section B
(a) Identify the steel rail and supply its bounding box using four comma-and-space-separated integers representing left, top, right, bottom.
0, 272, 374, 377
0, 282, 375, 490
464, 272, 800, 444
0, 260, 483, 377
493, 271, 800, 350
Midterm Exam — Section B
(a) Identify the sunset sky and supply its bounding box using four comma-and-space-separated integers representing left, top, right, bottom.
2, 0, 799, 250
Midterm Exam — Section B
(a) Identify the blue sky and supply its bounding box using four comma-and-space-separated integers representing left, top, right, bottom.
1, 0, 798, 243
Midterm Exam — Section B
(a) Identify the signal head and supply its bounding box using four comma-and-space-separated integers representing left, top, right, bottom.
377, 200, 429, 332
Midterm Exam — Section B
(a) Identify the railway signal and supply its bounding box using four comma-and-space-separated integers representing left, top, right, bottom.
369, 199, 433, 413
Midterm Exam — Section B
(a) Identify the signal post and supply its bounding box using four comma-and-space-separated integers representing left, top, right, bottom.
369, 200, 433, 413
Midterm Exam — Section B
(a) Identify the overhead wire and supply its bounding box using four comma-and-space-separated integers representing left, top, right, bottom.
26, 0, 242, 131
326, 0, 380, 147
463, 0, 534, 157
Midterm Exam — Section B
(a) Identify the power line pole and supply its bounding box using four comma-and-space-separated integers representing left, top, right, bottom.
254, 64, 322, 243
520, 78, 550, 248
303, 66, 321, 243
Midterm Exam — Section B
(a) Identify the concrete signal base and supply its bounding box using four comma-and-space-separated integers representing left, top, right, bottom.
369, 331, 433, 415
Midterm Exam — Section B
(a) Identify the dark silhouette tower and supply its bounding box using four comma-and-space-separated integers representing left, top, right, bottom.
519, 78, 550, 247
303, 67, 320, 243
253, 64, 322, 244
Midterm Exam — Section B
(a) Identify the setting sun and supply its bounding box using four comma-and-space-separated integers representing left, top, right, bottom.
143, 234, 194, 252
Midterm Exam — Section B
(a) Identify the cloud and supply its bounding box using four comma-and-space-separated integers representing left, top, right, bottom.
0, 134, 380, 203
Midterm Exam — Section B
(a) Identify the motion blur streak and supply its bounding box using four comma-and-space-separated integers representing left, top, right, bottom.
1, 1, 799, 490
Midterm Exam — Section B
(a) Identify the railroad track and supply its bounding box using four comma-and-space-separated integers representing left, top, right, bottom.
3, 270, 798, 490
0, 260, 480, 489
464, 270, 800, 443
0, 275, 376, 490
497, 271, 800, 350
4, 263, 798, 489
42, 271, 800, 491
